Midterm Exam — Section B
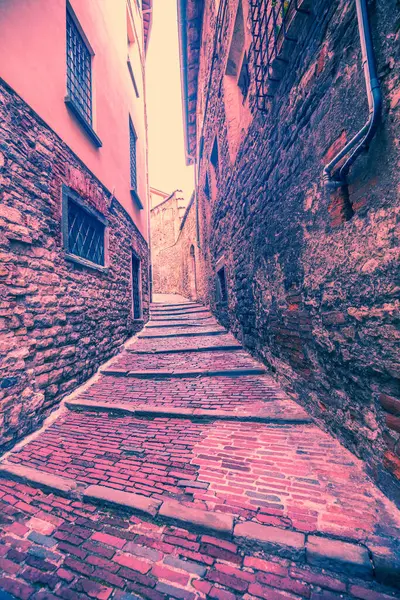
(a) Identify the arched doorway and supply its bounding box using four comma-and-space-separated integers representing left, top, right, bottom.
189, 244, 197, 299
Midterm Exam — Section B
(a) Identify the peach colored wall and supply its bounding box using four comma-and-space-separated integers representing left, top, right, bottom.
0, 0, 149, 239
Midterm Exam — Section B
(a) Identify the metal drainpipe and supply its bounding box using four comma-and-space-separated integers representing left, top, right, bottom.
323, 0, 382, 188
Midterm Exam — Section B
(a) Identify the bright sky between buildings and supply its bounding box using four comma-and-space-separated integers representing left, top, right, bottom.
146, 0, 194, 202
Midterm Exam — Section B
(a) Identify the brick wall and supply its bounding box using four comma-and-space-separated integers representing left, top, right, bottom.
0, 79, 150, 450
192, 0, 400, 503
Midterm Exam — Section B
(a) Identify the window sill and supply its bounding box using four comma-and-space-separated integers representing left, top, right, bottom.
132, 317, 144, 323
130, 188, 144, 209
65, 96, 102, 148
65, 252, 109, 273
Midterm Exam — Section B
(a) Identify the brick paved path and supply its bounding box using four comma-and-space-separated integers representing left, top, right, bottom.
0, 295, 399, 600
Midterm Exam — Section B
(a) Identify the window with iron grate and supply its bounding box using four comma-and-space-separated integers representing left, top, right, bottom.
130, 120, 137, 192
62, 188, 106, 268
249, 0, 311, 110
66, 8, 92, 125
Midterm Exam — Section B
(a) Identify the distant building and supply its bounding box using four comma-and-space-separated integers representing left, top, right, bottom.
178, 0, 400, 504
0, 1, 152, 448
150, 189, 199, 299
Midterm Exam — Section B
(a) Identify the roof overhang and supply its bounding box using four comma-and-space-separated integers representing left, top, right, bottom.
177, 0, 204, 165
142, 0, 153, 53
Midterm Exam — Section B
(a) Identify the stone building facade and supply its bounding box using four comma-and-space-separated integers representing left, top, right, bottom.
0, 1, 152, 449
150, 189, 202, 300
178, 0, 400, 503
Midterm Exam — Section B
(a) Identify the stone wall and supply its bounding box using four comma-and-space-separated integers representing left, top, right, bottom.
192, 0, 400, 503
0, 79, 149, 450
150, 191, 201, 300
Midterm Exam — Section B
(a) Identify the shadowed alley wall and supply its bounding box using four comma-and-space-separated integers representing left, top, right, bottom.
179, 0, 400, 504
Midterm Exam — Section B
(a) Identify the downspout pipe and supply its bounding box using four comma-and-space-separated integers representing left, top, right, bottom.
323, 0, 382, 188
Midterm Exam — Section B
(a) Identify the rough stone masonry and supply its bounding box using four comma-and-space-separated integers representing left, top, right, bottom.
0, 79, 150, 450
179, 0, 400, 504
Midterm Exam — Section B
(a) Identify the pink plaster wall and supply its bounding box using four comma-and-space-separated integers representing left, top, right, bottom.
0, 0, 149, 239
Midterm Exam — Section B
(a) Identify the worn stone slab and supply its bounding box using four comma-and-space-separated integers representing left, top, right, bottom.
84, 484, 161, 517
65, 399, 196, 418
159, 499, 234, 534
0, 463, 78, 496
100, 368, 129, 376
306, 535, 372, 578
234, 522, 305, 559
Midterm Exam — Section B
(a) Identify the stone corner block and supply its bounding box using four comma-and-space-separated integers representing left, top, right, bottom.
234, 522, 305, 559
0, 463, 78, 496
368, 540, 400, 589
84, 484, 161, 517
101, 368, 128, 377
159, 499, 234, 535
306, 535, 372, 578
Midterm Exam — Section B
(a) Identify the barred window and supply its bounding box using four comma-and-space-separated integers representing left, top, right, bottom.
249, 0, 312, 111
130, 121, 137, 191
63, 189, 106, 267
66, 9, 92, 125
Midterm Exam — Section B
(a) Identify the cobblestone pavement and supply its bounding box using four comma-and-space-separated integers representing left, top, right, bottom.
0, 295, 399, 600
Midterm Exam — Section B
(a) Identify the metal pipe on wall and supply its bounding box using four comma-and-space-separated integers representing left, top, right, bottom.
323, 0, 382, 187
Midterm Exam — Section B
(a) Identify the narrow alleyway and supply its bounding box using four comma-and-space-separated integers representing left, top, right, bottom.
0, 296, 399, 600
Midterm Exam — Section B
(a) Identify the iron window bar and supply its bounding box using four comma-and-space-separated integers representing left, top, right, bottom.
66, 10, 92, 126
216, 0, 229, 46
249, 0, 311, 111
129, 121, 138, 191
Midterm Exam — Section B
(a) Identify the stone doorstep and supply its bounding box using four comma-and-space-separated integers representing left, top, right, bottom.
0, 462, 397, 584
0, 463, 79, 497
138, 330, 227, 339
64, 399, 312, 424
127, 344, 243, 354
100, 367, 268, 378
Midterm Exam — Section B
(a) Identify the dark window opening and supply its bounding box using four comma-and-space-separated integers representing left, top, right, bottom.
130, 120, 137, 191
238, 51, 250, 100
204, 172, 210, 198
66, 9, 92, 125
217, 267, 228, 302
210, 138, 219, 171
132, 253, 142, 319
67, 199, 105, 266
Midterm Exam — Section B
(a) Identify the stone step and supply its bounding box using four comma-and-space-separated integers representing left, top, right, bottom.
65, 399, 313, 424
100, 367, 268, 378
127, 344, 243, 354
145, 322, 213, 329
138, 329, 227, 339
150, 302, 203, 310
0, 461, 394, 585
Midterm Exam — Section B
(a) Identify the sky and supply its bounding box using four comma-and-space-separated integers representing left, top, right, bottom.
146, 0, 194, 202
